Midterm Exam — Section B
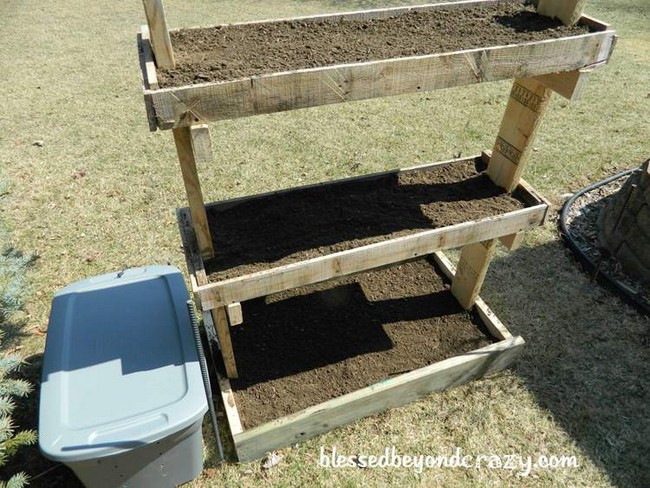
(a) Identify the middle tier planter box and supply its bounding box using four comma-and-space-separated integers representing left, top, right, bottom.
185, 155, 550, 310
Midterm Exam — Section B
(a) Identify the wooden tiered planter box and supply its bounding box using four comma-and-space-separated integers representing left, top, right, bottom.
138, 0, 616, 462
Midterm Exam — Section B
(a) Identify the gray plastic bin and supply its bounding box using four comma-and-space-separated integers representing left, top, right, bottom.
39, 266, 208, 488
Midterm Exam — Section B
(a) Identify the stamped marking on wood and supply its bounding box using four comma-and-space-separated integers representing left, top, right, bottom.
494, 137, 522, 166
511, 82, 544, 111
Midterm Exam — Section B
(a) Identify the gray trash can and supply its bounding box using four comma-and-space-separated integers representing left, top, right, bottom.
39, 265, 208, 488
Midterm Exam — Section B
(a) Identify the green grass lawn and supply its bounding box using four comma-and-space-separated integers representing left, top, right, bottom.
0, 0, 648, 486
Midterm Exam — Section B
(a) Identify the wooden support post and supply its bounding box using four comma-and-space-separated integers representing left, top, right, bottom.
226, 303, 243, 326
451, 239, 497, 310
537, 0, 587, 26
499, 233, 524, 251
213, 306, 238, 378
487, 78, 553, 192
534, 69, 592, 101
173, 125, 215, 259
142, 0, 175, 69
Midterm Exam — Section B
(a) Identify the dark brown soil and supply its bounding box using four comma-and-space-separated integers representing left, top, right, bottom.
230, 257, 494, 429
158, 1, 589, 87
205, 160, 525, 282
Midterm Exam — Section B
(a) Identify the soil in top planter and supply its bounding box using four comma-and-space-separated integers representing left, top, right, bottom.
158, 1, 589, 87
205, 159, 526, 282
230, 257, 495, 429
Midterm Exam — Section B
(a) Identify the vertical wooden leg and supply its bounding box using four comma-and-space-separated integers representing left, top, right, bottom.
487, 78, 553, 192
451, 239, 497, 310
499, 233, 524, 251
537, 0, 587, 26
173, 125, 215, 259
213, 306, 238, 378
142, 0, 176, 69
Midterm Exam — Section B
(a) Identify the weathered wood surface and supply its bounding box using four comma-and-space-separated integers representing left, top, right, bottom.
451, 239, 498, 309
197, 204, 547, 310
537, 0, 587, 26
212, 306, 238, 378
226, 303, 243, 326
232, 336, 524, 461
499, 232, 524, 250
142, 8, 615, 130
172, 125, 215, 258
142, 0, 175, 69
138, 26, 159, 90
487, 78, 553, 192
534, 68, 591, 101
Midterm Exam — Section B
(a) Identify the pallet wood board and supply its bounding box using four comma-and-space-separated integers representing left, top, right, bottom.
181, 156, 549, 310
203, 255, 524, 462
138, 1, 615, 130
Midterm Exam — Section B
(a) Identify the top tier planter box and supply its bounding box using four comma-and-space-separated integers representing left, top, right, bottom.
138, 0, 616, 131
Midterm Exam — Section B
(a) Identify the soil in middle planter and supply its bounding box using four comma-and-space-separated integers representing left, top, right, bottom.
159, 1, 590, 87
205, 160, 526, 282
230, 257, 495, 429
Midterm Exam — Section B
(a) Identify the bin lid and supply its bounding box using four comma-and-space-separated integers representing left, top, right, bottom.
39, 266, 208, 462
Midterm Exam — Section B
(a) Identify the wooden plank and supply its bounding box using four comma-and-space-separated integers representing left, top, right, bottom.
432, 251, 512, 340
537, 0, 587, 26
177, 208, 205, 297
534, 68, 591, 101
204, 311, 244, 435
142, 0, 175, 69
196, 204, 547, 310
147, 29, 613, 129
233, 336, 525, 461
226, 303, 243, 326
499, 233, 524, 250
487, 78, 553, 192
212, 306, 238, 378
173, 125, 215, 259
451, 239, 497, 309
138, 25, 159, 90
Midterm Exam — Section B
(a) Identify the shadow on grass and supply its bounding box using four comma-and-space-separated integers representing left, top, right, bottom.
484, 238, 649, 488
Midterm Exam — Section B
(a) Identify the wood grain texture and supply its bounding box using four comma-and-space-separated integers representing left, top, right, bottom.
534, 68, 592, 101
142, 0, 175, 69
451, 239, 498, 309
197, 204, 547, 310
172, 125, 214, 259
537, 0, 588, 26
147, 30, 613, 130
226, 303, 243, 326
487, 78, 553, 192
204, 310, 244, 435
212, 306, 238, 378
233, 336, 525, 461
138, 26, 159, 90
498, 232, 524, 250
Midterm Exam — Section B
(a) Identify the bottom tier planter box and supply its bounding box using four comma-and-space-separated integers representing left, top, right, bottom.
203, 252, 523, 462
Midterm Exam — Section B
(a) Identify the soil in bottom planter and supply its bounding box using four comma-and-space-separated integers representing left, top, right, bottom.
159, 1, 589, 87
230, 257, 495, 429
205, 160, 526, 281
